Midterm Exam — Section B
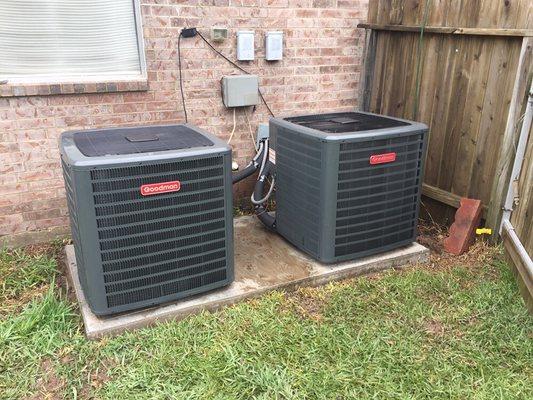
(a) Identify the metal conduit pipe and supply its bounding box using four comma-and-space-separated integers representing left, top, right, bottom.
500, 81, 533, 284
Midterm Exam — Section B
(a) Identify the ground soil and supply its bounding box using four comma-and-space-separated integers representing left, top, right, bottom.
233, 218, 312, 285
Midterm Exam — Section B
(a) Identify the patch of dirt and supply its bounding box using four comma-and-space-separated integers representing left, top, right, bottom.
28, 356, 113, 400
425, 240, 501, 276
78, 360, 114, 399
23, 241, 65, 260
53, 248, 77, 303
417, 219, 447, 254
28, 358, 67, 400
234, 218, 312, 285
424, 319, 446, 337
0, 284, 51, 317
417, 219, 501, 274
282, 287, 330, 321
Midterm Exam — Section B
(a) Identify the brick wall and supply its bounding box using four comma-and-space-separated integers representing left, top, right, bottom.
0, 0, 368, 243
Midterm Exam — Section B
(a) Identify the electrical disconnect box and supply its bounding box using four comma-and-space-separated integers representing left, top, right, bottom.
237, 31, 255, 61
265, 31, 283, 61
221, 75, 259, 107
256, 123, 269, 147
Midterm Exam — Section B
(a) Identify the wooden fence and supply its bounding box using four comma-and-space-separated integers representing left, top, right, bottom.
358, 0, 533, 308
359, 0, 532, 230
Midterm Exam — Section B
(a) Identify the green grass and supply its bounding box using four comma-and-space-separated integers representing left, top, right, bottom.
0, 247, 57, 302
0, 246, 531, 399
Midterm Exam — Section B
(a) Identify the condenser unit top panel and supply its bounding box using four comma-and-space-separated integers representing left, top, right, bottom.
284, 112, 409, 134
73, 125, 214, 157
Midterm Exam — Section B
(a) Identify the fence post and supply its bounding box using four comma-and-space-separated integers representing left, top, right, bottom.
486, 37, 533, 240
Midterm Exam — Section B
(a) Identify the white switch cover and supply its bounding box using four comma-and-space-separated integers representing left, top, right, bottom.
265, 31, 283, 61
237, 31, 255, 61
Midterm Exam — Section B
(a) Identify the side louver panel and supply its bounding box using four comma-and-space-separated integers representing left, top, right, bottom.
271, 112, 427, 263
275, 128, 323, 258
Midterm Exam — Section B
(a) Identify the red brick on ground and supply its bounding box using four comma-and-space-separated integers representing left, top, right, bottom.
443, 198, 483, 255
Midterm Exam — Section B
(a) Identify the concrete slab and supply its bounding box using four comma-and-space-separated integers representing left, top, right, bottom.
64, 216, 429, 339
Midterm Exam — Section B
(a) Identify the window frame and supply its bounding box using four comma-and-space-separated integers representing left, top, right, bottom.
0, 0, 147, 86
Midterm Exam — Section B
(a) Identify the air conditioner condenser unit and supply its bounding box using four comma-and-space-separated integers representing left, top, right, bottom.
60, 124, 234, 316
269, 111, 428, 263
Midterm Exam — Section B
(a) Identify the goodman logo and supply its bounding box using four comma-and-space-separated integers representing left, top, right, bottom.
370, 152, 397, 165
140, 181, 181, 196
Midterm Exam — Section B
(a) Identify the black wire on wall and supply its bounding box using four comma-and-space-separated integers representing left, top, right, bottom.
177, 29, 276, 122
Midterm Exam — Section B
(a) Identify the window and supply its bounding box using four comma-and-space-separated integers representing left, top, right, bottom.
0, 0, 145, 84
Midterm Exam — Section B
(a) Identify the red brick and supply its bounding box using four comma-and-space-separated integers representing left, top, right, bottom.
443, 198, 483, 255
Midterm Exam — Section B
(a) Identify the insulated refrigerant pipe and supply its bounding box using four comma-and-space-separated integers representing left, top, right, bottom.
232, 141, 265, 184
230, 136, 276, 230
253, 159, 277, 231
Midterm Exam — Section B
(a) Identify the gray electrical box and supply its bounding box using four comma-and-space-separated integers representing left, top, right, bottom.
211, 27, 228, 42
256, 123, 269, 147
221, 75, 259, 107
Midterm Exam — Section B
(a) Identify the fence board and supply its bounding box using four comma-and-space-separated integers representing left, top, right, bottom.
486, 37, 533, 233
468, 38, 522, 204
511, 123, 533, 248
367, 0, 533, 29
450, 39, 493, 196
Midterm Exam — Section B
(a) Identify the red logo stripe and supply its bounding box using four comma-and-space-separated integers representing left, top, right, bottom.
140, 181, 181, 196
370, 152, 397, 165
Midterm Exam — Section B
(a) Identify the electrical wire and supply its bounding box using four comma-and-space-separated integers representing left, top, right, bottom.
257, 90, 275, 118
197, 31, 249, 74
251, 177, 276, 205
258, 138, 269, 177
227, 108, 237, 144
177, 32, 188, 123
244, 107, 258, 150
196, 31, 276, 117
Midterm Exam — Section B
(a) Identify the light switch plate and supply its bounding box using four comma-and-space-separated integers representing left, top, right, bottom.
265, 31, 283, 61
237, 31, 255, 61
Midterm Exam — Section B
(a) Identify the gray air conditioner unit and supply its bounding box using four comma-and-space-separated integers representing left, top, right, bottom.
270, 112, 428, 263
60, 124, 234, 316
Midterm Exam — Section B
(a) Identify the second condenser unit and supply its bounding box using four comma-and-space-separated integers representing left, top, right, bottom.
270, 112, 428, 263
